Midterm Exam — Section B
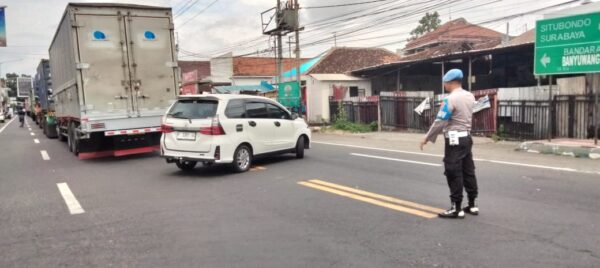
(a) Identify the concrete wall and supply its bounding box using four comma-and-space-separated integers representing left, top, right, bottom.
209, 53, 233, 84
306, 76, 372, 123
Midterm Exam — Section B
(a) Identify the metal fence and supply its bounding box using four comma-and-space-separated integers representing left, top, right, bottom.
328, 92, 597, 141
380, 96, 433, 131
497, 100, 551, 140
498, 95, 595, 140
329, 98, 378, 124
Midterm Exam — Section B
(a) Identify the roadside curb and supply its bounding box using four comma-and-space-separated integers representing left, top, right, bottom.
517, 141, 600, 159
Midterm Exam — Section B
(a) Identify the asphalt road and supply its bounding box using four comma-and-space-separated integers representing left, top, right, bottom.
1, 117, 599, 268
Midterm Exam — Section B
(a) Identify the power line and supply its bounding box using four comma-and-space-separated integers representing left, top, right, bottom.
303, 0, 393, 9
173, 0, 196, 17
178, 0, 221, 28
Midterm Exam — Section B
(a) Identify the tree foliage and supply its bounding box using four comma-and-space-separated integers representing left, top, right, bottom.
409, 12, 441, 40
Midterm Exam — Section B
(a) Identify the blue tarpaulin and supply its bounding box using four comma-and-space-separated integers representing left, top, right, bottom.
282, 56, 321, 78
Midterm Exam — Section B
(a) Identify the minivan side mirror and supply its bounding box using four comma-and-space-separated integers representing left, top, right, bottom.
291, 113, 299, 120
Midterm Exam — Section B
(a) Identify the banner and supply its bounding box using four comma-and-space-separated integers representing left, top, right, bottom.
473, 95, 491, 113
413, 97, 431, 115
17, 77, 32, 98
0, 7, 6, 47
278, 81, 300, 107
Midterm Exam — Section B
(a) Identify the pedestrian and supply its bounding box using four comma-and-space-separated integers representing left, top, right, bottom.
18, 107, 26, 128
420, 69, 479, 219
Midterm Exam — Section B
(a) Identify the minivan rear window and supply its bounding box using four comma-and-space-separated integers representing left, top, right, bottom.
168, 99, 218, 119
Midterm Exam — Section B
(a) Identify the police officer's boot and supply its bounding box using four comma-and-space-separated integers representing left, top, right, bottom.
438, 202, 465, 219
463, 198, 479, 215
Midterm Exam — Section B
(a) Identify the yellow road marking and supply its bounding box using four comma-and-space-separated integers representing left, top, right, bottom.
298, 181, 437, 219
250, 166, 267, 171
310, 180, 444, 214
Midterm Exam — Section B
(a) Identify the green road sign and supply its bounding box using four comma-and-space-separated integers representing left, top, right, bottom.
535, 11, 600, 75
278, 81, 301, 107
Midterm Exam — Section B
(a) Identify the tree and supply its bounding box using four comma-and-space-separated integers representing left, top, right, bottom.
409, 12, 441, 40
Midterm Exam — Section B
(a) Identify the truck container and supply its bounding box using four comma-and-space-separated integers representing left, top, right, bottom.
34, 59, 58, 138
49, 3, 178, 159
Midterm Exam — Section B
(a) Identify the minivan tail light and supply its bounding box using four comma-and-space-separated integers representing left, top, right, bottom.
199, 116, 226, 135
161, 124, 174, 134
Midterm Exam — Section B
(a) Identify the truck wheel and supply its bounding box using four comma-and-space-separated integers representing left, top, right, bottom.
232, 145, 252, 173
68, 123, 79, 156
295, 137, 305, 159
57, 124, 67, 142
176, 160, 197, 171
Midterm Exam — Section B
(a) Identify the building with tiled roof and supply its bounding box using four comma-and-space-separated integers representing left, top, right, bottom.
401, 18, 505, 60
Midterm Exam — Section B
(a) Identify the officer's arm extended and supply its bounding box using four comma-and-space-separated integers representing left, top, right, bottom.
424, 98, 453, 143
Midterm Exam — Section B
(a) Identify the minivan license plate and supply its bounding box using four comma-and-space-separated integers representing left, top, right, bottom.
176, 132, 196, 141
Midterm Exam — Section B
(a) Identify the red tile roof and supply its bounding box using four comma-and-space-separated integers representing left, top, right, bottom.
307, 47, 400, 74
404, 18, 504, 51
233, 57, 310, 76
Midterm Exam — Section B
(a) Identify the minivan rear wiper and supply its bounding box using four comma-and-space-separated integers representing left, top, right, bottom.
168, 113, 193, 123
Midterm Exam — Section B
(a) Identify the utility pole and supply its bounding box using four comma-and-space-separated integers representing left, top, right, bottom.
294, 0, 301, 88
276, 0, 283, 85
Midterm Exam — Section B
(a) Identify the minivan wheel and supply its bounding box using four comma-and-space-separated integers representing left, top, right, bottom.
295, 137, 305, 159
176, 160, 197, 171
232, 145, 252, 173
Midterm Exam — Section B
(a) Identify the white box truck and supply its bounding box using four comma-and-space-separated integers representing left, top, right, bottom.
49, 3, 178, 159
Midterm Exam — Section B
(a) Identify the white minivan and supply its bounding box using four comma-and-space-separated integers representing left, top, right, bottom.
160, 94, 311, 172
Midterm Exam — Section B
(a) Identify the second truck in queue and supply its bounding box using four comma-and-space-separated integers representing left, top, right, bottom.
49, 3, 179, 159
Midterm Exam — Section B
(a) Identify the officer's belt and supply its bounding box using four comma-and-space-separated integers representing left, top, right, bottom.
444, 131, 470, 138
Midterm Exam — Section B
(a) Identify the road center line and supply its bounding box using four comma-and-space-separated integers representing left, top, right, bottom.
298, 181, 437, 219
34, 139, 40, 144
56, 183, 85, 215
30, 132, 35, 136
0, 118, 15, 134
351, 153, 442, 167
40, 150, 50, 160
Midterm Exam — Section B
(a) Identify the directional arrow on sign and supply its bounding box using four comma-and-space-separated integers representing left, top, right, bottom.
540, 53, 551, 68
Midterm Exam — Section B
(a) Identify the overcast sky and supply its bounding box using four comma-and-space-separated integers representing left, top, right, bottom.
0, 0, 588, 78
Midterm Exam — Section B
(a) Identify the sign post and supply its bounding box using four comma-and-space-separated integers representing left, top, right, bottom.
535, 11, 600, 143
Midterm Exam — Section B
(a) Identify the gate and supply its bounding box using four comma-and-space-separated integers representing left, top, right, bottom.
553, 95, 594, 139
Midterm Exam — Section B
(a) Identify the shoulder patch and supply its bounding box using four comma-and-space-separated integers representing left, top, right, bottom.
436, 98, 452, 121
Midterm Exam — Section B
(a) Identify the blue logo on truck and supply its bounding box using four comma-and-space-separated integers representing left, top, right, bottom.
144, 31, 156, 40
92, 30, 106, 41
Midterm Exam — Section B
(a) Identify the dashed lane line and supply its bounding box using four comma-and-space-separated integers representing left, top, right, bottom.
40, 150, 50, 160
0, 118, 16, 134
56, 183, 85, 215
350, 153, 442, 167
34, 139, 40, 144
30, 132, 35, 136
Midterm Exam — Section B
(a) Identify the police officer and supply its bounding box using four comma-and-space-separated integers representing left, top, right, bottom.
420, 69, 479, 219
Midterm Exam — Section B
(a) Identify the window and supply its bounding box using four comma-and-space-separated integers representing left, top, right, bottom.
225, 99, 246, 118
266, 103, 290, 120
167, 99, 218, 119
245, 102, 269, 119
349, 86, 359, 97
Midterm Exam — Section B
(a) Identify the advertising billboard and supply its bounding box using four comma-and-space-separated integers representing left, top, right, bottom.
0, 7, 6, 47
17, 77, 33, 98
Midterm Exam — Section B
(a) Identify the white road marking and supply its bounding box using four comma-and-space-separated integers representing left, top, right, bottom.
56, 183, 85, 215
34, 139, 40, 144
351, 153, 442, 167
313, 141, 443, 157
30, 132, 35, 136
28, 128, 32, 131
0, 118, 16, 134
40, 150, 50, 160
315, 141, 600, 175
